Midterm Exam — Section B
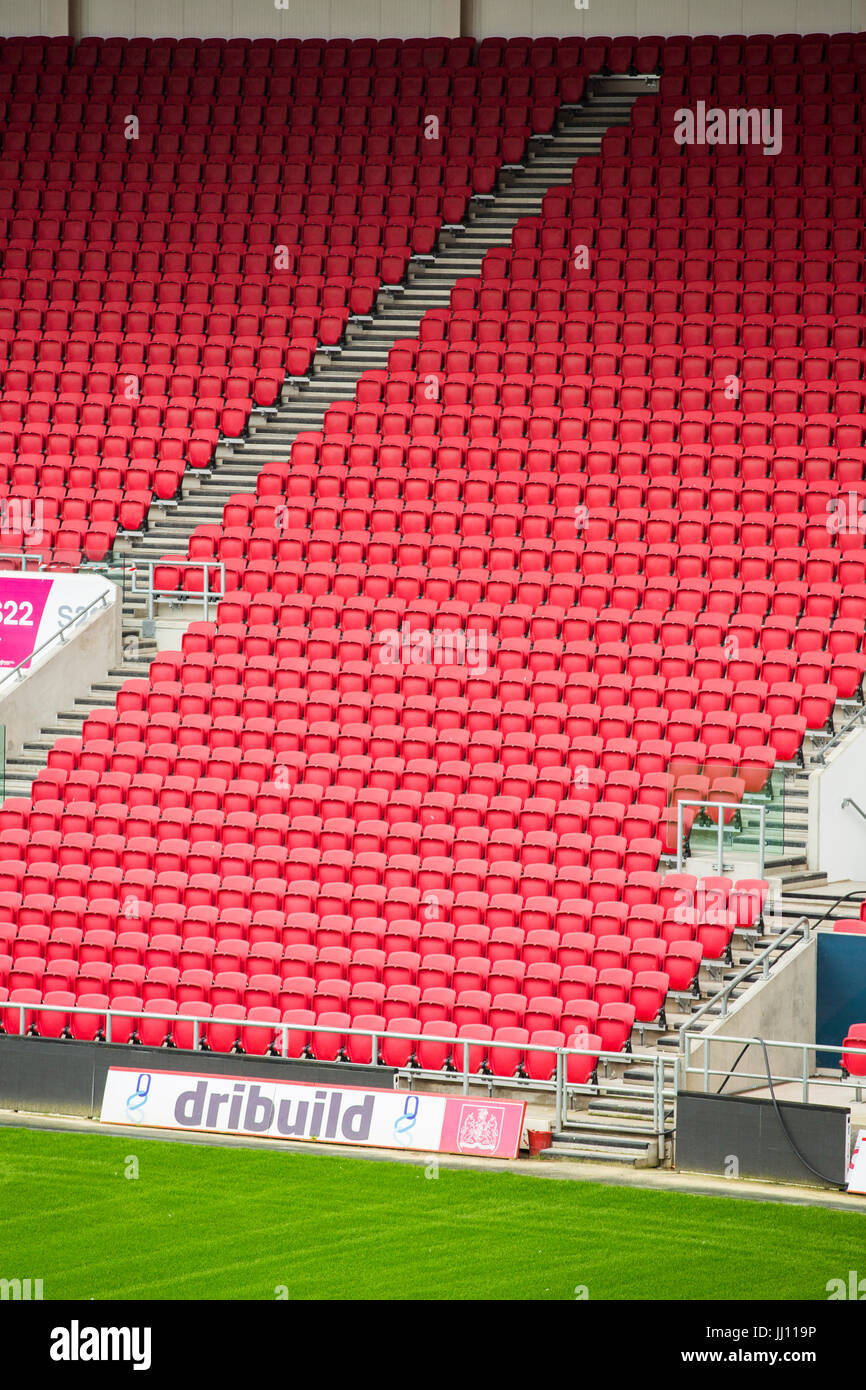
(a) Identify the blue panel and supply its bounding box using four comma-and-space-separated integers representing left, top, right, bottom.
816, 933, 866, 1067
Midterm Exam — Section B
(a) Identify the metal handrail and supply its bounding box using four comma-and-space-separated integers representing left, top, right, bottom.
679, 1031, 866, 1104
0, 552, 40, 571
842, 797, 866, 826
2, 1000, 680, 1146
813, 701, 866, 764
0, 587, 113, 692
675, 797, 768, 876
0, 995, 654, 1087
679, 914, 812, 1044
0, 998, 620, 1055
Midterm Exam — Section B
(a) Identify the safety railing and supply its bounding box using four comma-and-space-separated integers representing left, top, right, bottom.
812, 701, 866, 765
679, 915, 811, 1038
130, 559, 226, 622
0, 587, 113, 693
679, 1032, 866, 1104
554, 1047, 679, 1148
0, 551, 41, 571
0, 997, 675, 1144
675, 797, 768, 876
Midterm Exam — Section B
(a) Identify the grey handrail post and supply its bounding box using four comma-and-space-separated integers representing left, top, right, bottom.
105, 1009, 112, 1044
204, 563, 210, 622
758, 805, 766, 879
676, 799, 685, 872
558, 1045, 567, 1134
801, 1044, 809, 1104
716, 807, 724, 873
280, 1024, 288, 1059
193, 1018, 199, 1051
656, 1055, 664, 1152
462, 1039, 469, 1095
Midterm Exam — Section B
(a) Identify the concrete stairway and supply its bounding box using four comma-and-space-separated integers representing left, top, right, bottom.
540, 875, 811, 1166
541, 1095, 670, 1166
1, 82, 647, 800
116, 82, 644, 569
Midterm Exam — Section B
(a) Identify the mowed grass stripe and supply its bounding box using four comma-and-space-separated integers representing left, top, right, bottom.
0, 1128, 862, 1300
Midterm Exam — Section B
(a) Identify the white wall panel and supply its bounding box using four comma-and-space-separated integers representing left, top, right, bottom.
743, 0, 801, 31
56, 0, 866, 43
77, 0, 458, 38
0, 0, 69, 34
687, 0, 741, 32
342, 0, 388, 39
632, 0, 689, 33
462, 0, 862, 36
797, 0, 855, 29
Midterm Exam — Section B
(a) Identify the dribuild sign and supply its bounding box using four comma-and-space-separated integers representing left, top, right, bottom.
101, 1068, 525, 1159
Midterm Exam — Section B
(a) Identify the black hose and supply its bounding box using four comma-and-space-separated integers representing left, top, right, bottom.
755, 1036, 846, 1190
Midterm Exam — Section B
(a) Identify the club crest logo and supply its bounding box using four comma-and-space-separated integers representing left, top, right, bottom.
456, 1104, 504, 1154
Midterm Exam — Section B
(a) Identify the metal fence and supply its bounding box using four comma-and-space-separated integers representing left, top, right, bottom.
0, 995, 673, 1142
130, 559, 226, 621
679, 1032, 866, 1104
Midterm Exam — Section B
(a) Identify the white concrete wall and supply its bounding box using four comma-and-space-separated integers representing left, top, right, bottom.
0, 583, 121, 759
0, 0, 69, 34
463, 0, 866, 37
12, 0, 864, 41
76, 0, 461, 39
808, 724, 866, 883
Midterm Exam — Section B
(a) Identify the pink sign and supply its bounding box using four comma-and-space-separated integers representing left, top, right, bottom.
440, 1097, 527, 1159
0, 576, 53, 669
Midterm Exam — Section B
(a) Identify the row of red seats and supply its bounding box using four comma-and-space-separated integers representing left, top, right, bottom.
0, 37, 592, 543
0, 989, 612, 1080
1, 945, 670, 1015
0, 32, 633, 71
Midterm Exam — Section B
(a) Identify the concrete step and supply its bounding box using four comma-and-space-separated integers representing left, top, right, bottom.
556, 1115, 660, 1138
539, 1143, 649, 1165
541, 1128, 660, 1165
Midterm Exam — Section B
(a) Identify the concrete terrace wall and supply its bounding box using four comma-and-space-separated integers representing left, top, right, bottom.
74, 0, 461, 40
28, 0, 866, 41
0, 0, 69, 34
0, 585, 121, 759
463, 0, 866, 40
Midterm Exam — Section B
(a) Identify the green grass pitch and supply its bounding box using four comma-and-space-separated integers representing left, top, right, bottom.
1, 1126, 862, 1300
